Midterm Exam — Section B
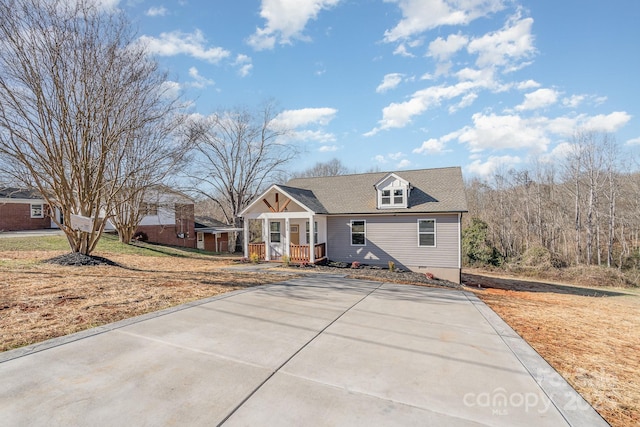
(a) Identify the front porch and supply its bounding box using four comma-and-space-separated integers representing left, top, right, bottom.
248, 242, 326, 264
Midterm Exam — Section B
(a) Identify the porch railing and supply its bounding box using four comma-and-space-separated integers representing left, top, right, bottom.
289, 243, 326, 263
248, 242, 265, 260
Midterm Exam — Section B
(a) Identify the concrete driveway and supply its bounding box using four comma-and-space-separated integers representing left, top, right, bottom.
0, 276, 606, 426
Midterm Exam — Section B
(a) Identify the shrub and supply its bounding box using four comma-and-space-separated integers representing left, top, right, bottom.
424, 272, 434, 280
351, 261, 360, 269
249, 253, 260, 264
282, 255, 290, 267
388, 260, 395, 272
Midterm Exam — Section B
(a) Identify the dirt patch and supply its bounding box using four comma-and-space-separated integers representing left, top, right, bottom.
0, 250, 288, 352
463, 271, 639, 427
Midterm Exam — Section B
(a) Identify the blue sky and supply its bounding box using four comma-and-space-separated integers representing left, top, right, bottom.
116, 0, 639, 177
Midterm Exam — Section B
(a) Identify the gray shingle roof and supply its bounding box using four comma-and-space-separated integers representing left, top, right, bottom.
284, 166, 467, 214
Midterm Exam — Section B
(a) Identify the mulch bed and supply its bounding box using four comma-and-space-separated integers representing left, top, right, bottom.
284, 261, 464, 289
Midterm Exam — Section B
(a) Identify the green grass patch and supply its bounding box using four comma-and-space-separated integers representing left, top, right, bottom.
0, 232, 234, 260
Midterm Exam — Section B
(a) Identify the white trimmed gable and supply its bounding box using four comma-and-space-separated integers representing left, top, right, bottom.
240, 185, 312, 217
374, 173, 410, 209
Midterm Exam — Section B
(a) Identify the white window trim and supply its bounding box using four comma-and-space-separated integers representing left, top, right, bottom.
30, 203, 44, 219
377, 186, 408, 209
350, 219, 366, 246
269, 221, 282, 243
417, 219, 436, 247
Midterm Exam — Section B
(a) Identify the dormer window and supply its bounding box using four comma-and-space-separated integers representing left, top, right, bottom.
375, 173, 410, 209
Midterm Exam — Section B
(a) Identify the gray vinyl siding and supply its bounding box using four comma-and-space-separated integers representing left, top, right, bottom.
326, 213, 460, 269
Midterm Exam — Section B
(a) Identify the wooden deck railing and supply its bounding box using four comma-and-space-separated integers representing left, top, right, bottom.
248, 243, 265, 260
289, 243, 326, 263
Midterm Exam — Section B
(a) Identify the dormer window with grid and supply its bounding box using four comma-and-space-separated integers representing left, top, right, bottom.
375, 173, 410, 209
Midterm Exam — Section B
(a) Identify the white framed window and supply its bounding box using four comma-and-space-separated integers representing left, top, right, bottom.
381, 190, 391, 205
305, 221, 318, 244
30, 204, 44, 218
377, 186, 407, 208
418, 219, 436, 247
270, 221, 281, 243
350, 220, 366, 246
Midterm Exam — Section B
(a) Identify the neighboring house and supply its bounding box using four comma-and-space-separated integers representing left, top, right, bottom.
194, 216, 243, 253
239, 167, 468, 283
131, 187, 197, 249
0, 187, 59, 231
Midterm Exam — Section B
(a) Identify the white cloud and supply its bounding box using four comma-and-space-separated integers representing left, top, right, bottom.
138, 30, 231, 64
389, 151, 405, 160
294, 129, 336, 143
376, 73, 404, 93
413, 138, 446, 154
366, 78, 492, 135
449, 92, 478, 113
458, 113, 550, 153
428, 33, 468, 61
626, 137, 640, 146
393, 43, 415, 57
562, 94, 585, 108
159, 80, 181, 99
517, 79, 541, 90
515, 88, 559, 111
319, 145, 339, 152
273, 107, 337, 128
466, 155, 521, 177
374, 155, 387, 163
383, 0, 506, 42
146, 6, 168, 17
397, 159, 412, 168
187, 67, 214, 89
247, 0, 341, 50
467, 13, 536, 71
582, 111, 631, 132
234, 54, 253, 77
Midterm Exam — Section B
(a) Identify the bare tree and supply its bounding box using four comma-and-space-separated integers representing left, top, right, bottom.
0, 0, 181, 254
290, 158, 352, 178
185, 102, 298, 248
107, 116, 187, 244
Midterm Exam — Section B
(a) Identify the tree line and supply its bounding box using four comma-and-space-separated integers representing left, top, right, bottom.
464, 130, 640, 273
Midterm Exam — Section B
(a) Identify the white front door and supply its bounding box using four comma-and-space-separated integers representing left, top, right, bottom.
196, 232, 205, 250
269, 221, 283, 259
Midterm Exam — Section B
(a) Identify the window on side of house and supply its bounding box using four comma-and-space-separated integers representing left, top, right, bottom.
270, 221, 281, 243
305, 221, 318, 244
351, 220, 366, 246
30, 204, 44, 218
418, 219, 436, 247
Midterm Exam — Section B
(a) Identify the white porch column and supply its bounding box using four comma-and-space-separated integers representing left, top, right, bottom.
263, 218, 270, 261
285, 218, 291, 258
243, 223, 249, 257
309, 214, 315, 263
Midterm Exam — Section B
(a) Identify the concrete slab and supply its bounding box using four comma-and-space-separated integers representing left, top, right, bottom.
0, 277, 608, 426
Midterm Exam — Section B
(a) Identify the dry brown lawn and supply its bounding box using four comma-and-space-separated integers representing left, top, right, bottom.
0, 249, 286, 352
464, 270, 639, 427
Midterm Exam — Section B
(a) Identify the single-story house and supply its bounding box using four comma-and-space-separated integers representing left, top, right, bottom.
129, 187, 197, 249
0, 187, 60, 231
194, 216, 243, 252
239, 167, 468, 283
